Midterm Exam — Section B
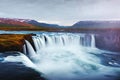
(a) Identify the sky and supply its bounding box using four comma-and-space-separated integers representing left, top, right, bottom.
0, 0, 120, 26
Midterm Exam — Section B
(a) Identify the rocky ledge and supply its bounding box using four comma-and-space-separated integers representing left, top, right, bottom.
0, 34, 34, 52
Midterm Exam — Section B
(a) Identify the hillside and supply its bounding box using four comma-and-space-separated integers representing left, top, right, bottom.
0, 18, 64, 29
72, 21, 120, 28
0, 18, 35, 28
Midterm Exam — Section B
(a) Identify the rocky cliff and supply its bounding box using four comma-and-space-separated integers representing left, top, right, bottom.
95, 31, 120, 52
0, 34, 34, 53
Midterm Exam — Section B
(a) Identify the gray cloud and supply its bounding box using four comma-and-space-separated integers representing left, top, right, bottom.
0, 0, 120, 25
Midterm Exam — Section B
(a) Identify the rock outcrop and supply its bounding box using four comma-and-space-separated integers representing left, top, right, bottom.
0, 34, 34, 52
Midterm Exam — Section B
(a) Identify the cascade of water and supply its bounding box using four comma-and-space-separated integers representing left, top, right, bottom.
32, 33, 96, 51
24, 40, 36, 59
14, 32, 120, 80
32, 37, 40, 51
23, 44, 27, 55
91, 34, 96, 48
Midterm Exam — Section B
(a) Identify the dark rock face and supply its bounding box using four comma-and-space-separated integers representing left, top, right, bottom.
0, 52, 46, 80
0, 62, 46, 80
95, 31, 120, 52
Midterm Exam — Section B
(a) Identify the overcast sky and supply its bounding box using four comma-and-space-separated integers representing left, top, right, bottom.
0, 0, 120, 25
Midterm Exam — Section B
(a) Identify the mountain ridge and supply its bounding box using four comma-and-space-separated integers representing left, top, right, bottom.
0, 18, 34, 27
0, 18, 64, 28
1, 17, 120, 29
72, 21, 120, 28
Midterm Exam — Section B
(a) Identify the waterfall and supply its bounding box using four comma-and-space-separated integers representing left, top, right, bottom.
23, 33, 96, 62
24, 40, 36, 59
91, 34, 96, 48
13, 32, 120, 80
23, 44, 27, 55
32, 33, 96, 52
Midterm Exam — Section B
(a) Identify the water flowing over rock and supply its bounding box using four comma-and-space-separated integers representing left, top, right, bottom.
23, 32, 120, 80
31, 33, 96, 51
24, 40, 37, 60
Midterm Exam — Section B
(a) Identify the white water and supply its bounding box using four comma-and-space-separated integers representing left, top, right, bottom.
32, 33, 95, 50
91, 34, 96, 48
4, 33, 120, 80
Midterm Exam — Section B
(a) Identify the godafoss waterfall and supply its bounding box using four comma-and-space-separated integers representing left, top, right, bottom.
1, 32, 120, 80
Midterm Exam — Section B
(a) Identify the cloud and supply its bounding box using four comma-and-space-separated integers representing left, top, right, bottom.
0, 12, 5, 16
38, 20, 61, 25
0, 0, 120, 25
38, 20, 75, 26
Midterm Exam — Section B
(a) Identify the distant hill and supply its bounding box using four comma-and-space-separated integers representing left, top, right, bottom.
72, 21, 120, 28
1, 18, 120, 31
0, 18, 63, 28
26, 20, 64, 28
0, 18, 34, 28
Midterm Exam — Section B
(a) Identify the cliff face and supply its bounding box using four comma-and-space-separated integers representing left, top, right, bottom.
95, 31, 120, 52
0, 34, 33, 52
